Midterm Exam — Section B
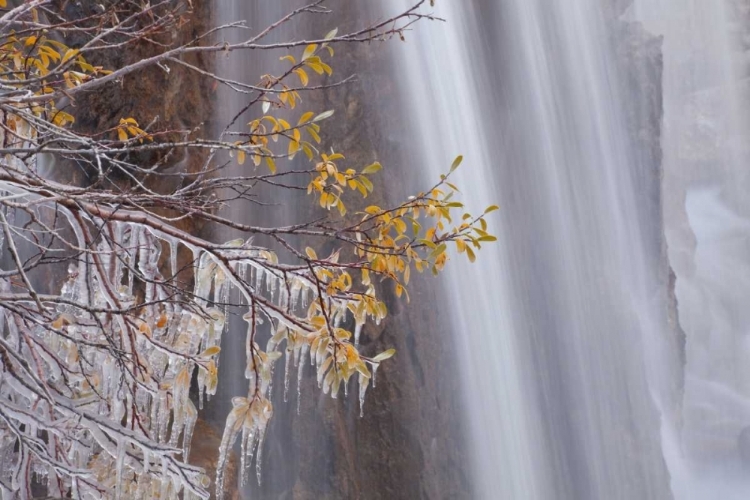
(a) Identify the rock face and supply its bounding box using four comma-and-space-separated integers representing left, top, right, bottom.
190, 420, 240, 500
609, 4, 691, 493
611, 7, 687, 430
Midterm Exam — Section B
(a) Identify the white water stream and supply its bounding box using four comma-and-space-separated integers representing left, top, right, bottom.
379, 1, 674, 498
632, 0, 750, 497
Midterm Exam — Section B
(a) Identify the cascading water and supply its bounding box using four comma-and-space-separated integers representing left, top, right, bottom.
632, 0, 750, 497
378, 0, 676, 498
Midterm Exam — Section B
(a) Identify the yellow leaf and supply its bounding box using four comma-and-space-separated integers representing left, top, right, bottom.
356, 180, 368, 197
455, 238, 466, 253
302, 143, 314, 160
117, 128, 128, 142
156, 313, 168, 328
280, 54, 296, 64
61, 48, 79, 64
139, 322, 152, 337
200, 346, 221, 357
465, 245, 476, 263
52, 111, 74, 127
361, 162, 382, 175
306, 126, 321, 143
302, 43, 317, 61
237, 150, 246, 165
265, 156, 276, 174
393, 218, 407, 235
298, 111, 314, 125
359, 176, 374, 193
372, 348, 396, 363
450, 155, 463, 172
307, 61, 325, 75
295, 68, 309, 86
305, 247, 318, 260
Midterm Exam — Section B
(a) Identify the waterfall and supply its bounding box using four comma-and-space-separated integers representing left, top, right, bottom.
379, 0, 674, 498
633, 0, 750, 497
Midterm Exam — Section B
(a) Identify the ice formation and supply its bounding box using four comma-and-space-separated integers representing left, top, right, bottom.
0, 203, 388, 499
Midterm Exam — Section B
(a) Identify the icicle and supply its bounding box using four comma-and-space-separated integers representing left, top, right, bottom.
157, 392, 170, 443
160, 457, 170, 500
115, 439, 126, 500
240, 426, 248, 488
354, 320, 364, 347
255, 430, 266, 486
216, 399, 245, 500
71, 477, 79, 499
254, 265, 263, 293
237, 263, 247, 304
297, 344, 308, 415
170, 240, 178, 280
289, 278, 302, 311
279, 283, 287, 310
371, 364, 378, 388
196, 365, 206, 411
220, 277, 230, 305
182, 400, 197, 462
142, 447, 150, 475
112, 223, 125, 289
358, 373, 370, 418
283, 350, 291, 403
266, 273, 275, 301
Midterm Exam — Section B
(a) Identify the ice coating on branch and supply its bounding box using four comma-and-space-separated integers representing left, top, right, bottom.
0, 195, 389, 499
